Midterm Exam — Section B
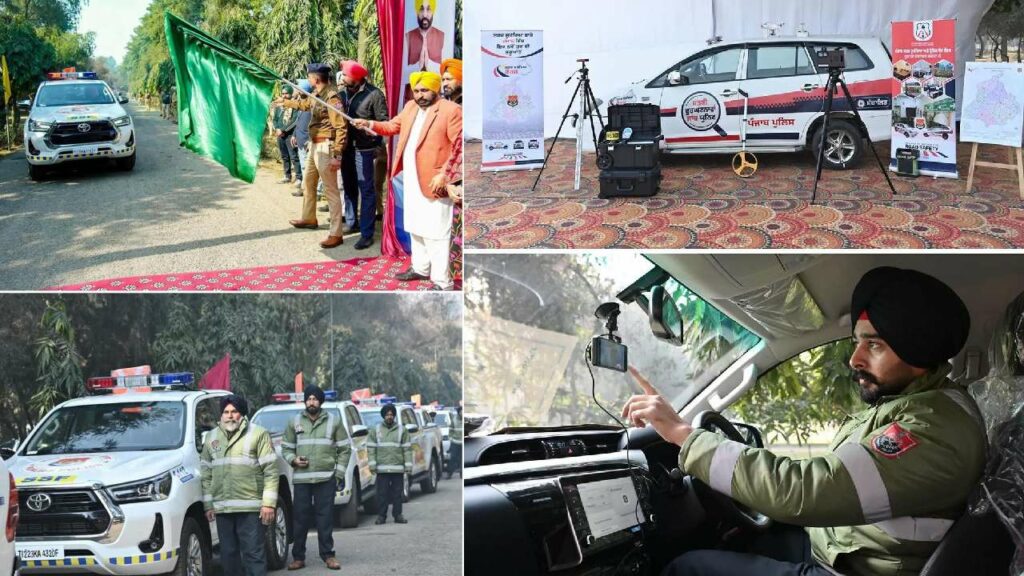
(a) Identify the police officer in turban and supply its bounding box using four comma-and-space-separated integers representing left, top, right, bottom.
367, 403, 413, 524
622, 266, 986, 576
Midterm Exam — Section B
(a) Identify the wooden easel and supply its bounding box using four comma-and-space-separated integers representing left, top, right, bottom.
965, 142, 1024, 199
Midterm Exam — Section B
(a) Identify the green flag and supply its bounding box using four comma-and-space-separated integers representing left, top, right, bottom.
164, 12, 279, 183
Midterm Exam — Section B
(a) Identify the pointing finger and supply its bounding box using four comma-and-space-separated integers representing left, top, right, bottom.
628, 365, 659, 396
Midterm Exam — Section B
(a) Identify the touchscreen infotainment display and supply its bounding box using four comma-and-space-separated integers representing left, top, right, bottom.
575, 476, 643, 539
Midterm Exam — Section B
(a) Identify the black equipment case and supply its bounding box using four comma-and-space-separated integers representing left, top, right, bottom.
599, 166, 661, 198
597, 104, 663, 171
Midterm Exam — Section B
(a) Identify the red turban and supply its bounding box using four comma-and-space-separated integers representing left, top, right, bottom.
340, 60, 368, 82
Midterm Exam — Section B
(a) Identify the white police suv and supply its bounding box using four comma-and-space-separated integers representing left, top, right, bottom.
24, 72, 136, 181
8, 372, 294, 575
0, 456, 19, 576
605, 37, 893, 169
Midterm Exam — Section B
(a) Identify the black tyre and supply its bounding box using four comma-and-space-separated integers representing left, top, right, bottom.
420, 456, 439, 494
116, 151, 136, 171
337, 480, 360, 529
402, 473, 411, 503
264, 497, 289, 570
28, 163, 46, 181
167, 516, 209, 576
811, 119, 864, 170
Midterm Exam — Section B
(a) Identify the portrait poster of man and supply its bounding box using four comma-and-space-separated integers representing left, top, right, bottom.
402, 0, 456, 105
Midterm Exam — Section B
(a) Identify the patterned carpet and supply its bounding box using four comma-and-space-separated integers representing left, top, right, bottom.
465, 140, 1024, 249
49, 257, 453, 292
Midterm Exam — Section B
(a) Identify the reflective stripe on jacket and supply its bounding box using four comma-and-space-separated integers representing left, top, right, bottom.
450, 416, 463, 446
200, 417, 279, 514
678, 366, 986, 576
368, 422, 412, 474
281, 410, 352, 485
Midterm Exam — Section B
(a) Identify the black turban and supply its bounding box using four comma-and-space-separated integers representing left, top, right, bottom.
304, 385, 325, 404
851, 267, 970, 369
380, 403, 397, 418
220, 394, 249, 417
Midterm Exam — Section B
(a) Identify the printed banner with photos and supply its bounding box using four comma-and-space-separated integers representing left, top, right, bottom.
890, 19, 958, 178
481, 30, 545, 172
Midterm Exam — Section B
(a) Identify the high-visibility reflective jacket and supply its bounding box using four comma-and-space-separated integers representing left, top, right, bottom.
368, 422, 412, 474
281, 410, 352, 485
200, 417, 279, 514
450, 415, 463, 446
679, 366, 987, 576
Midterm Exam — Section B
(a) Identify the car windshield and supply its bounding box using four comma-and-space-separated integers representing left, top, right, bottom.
360, 411, 384, 427
36, 82, 115, 107
252, 407, 343, 436
465, 254, 762, 429
434, 412, 452, 426
22, 401, 185, 454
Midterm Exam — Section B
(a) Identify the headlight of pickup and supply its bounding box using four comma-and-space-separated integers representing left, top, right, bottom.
28, 119, 53, 132
112, 115, 132, 127
108, 471, 172, 503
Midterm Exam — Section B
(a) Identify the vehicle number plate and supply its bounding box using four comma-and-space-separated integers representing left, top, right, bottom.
16, 544, 65, 560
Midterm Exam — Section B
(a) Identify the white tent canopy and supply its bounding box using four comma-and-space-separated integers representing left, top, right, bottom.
464, 0, 995, 141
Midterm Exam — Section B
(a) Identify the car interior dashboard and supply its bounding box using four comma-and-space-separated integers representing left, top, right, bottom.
464, 428, 714, 576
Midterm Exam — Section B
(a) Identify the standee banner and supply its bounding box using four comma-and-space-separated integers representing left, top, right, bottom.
890, 19, 958, 178
481, 30, 544, 172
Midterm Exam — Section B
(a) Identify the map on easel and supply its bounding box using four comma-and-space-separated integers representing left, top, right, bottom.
961, 62, 1024, 147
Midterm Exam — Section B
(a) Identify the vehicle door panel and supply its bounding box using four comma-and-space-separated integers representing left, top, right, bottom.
739, 43, 824, 148
346, 405, 372, 487
654, 46, 744, 149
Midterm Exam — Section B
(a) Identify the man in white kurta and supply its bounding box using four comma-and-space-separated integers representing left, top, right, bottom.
402, 108, 454, 288
353, 71, 462, 290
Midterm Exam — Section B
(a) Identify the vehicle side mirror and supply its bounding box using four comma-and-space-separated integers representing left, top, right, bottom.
646, 285, 685, 346
119, 96, 129, 104
406, 424, 420, 434
0, 447, 14, 460
351, 424, 369, 438
667, 71, 683, 86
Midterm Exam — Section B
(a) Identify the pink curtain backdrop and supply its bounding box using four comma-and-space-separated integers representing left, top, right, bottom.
376, 0, 407, 257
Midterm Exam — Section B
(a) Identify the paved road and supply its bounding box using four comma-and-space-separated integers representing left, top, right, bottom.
0, 104, 382, 289
257, 476, 463, 576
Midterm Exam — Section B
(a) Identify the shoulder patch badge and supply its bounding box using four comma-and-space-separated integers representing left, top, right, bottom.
871, 423, 918, 458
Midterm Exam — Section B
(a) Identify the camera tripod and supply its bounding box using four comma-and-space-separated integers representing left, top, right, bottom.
811, 67, 897, 204
532, 59, 605, 191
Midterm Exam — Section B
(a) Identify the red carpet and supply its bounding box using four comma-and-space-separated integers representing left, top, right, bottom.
466, 140, 1024, 249
49, 257, 453, 292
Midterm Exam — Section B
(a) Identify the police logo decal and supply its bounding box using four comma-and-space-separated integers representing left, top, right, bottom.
870, 423, 918, 458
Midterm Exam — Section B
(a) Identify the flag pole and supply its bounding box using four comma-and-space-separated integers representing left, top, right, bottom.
276, 77, 378, 136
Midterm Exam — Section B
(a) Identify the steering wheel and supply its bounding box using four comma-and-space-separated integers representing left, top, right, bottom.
688, 410, 773, 531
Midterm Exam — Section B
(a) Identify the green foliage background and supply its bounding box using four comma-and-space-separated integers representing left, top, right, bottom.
0, 294, 462, 445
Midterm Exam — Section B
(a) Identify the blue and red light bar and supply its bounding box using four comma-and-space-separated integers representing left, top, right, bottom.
85, 372, 194, 394
46, 71, 99, 81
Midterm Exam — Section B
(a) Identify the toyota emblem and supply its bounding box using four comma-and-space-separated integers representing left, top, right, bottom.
77, 123, 92, 133
26, 492, 52, 512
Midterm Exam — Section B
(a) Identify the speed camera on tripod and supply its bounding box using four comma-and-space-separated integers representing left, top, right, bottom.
813, 47, 846, 71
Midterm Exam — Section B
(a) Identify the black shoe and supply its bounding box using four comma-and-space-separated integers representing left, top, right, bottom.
319, 204, 330, 212
396, 268, 429, 282
291, 190, 303, 197
393, 516, 408, 524
354, 237, 374, 250
375, 517, 386, 525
